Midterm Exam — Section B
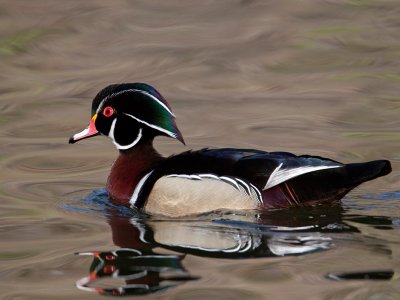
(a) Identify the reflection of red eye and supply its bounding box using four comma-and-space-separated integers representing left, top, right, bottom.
103, 265, 116, 274
105, 255, 116, 261
103, 106, 114, 117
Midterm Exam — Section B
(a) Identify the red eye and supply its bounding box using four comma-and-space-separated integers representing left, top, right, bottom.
103, 106, 114, 117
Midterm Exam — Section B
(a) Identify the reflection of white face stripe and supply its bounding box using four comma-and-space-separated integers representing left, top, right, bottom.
108, 118, 143, 150
96, 88, 175, 116
123, 113, 177, 139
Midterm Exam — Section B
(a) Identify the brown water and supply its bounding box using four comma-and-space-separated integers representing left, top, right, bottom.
1, 1, 400, 299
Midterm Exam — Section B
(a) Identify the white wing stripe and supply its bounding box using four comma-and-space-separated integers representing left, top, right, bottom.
263, 164, 341, 190
235, 178, 252, 196
167, 174, 201, 180
199, 174, 220, 180
220, 176, 241, 191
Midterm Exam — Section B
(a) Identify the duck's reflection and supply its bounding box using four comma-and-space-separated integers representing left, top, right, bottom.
76, 203, 352, 295
127, 215, 333, 258
75, 248, 197, 296
72, 188, 399, 296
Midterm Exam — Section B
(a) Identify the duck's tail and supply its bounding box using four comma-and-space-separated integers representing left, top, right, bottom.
262, 160, 391, 208
344, 160, 391, 186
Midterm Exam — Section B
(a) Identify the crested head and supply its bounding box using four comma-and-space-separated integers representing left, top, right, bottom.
69, 83, 184, 150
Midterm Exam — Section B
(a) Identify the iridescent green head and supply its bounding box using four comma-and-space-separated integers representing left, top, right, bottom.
69, 83, 184, 150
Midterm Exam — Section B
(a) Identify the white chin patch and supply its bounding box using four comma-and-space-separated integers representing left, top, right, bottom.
108, 118, 143, 150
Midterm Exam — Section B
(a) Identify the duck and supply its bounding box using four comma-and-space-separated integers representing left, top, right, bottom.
69, 83, 392, 217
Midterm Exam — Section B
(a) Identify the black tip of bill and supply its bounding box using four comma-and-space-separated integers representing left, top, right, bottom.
69, 136, 76, 144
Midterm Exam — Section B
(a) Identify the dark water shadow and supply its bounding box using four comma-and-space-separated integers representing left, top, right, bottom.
67, 189, 397, 296
326, 270, 394, 281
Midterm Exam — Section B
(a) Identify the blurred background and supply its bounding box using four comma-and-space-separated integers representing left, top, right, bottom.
1, 1, 400, 299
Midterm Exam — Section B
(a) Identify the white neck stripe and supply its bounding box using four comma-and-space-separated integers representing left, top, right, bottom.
110, 122, 143, 150
129, 171, 153, 206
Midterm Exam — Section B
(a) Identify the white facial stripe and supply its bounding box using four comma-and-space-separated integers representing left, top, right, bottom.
95, 98, 106, 114
123, 113, 177, 139
132, 89, 175, 117
95, 88, 175, 116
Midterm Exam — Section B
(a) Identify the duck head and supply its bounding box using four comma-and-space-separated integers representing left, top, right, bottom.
69, 83, 184, 150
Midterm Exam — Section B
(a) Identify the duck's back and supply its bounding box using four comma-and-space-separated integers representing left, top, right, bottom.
129, 148, 391, 216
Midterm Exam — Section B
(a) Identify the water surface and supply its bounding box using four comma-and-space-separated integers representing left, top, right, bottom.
1, 1, 400, 299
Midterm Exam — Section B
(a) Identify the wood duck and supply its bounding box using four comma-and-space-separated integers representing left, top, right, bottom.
69, 83, 392, 217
